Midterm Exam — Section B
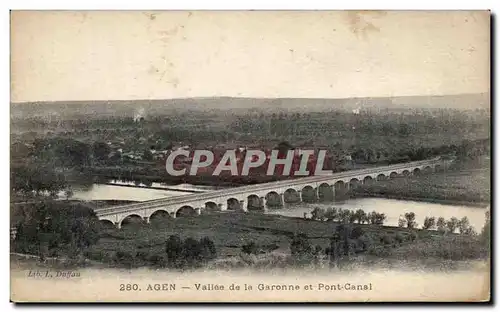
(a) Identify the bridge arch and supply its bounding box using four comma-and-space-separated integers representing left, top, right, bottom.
149, 209, 171, 222
175, 205, 196, 218
376, 174, 386, 181
99, 219, 115, 229
283, 188, 300, 203
247, 194, 263, 210
389, 171, 398, 179
435, 164, 443, 172
402, 170, 410, 176
424, 166, 433, 174
265, 191, 282, 207
334, 180, 345, 189
120, 214, 144, 228
301, 185, 317, 203
363, 176, 373, 185
205, 201, 219, 212
318, 183, 334, 201
413, 168, 421, 175
227, 198, 241, 211
349, 178, 360, 188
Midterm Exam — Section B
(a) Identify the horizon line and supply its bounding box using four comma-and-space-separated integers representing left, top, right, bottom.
10, 91, 490, 105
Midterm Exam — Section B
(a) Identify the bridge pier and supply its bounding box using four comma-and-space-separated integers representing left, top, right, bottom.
218, 203, 227, 211
314, 187, 319, 201
114, 222, 121, 229
143, 217, 149, 224
195, 208, 202, 215
260, 197, 267, 210
297, 191, 303, 202
239, 200, 248, 212
279, 193, 285, 207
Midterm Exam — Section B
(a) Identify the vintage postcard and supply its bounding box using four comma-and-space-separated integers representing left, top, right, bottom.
10, 10, 490, 302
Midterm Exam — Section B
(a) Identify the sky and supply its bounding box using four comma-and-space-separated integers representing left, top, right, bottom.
10, 10, 490, 102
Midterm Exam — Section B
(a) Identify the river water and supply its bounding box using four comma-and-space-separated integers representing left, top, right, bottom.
69, 184, 488, 232
269, 198, 488, 232
65, 182, 219, 202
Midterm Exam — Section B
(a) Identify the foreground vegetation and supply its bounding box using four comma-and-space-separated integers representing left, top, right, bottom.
11, 200, 490, 271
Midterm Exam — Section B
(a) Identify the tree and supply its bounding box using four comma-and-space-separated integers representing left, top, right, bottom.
398, 215, 407, 228
354, 209, 367, 224
165, 235, 183, 266
199, 237, 217, 262
338, 209, 352, 223
164, 235, 217, 269
324, 208, 338, 222
368, 211, 386, 225
436, 217, 446, 233
480, 211, 490, 246
348, 210, 357, 224
13, 202, 100, 258
326, 224, 359, 268
404, 212, 417, 229
181, 237, 204, 267
446, 217, 459, 233
311, 208, 326, 221
64, 188, 74, 200
422, 217, 436, 230
92, 141, 111, 162
458, 216, 471, 234
290, 233, 313, 264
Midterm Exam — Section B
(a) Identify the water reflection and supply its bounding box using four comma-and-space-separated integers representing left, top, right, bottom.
65, 183, 217, 202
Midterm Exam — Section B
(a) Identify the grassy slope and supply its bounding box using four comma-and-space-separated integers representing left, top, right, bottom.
90, 213, 434, 261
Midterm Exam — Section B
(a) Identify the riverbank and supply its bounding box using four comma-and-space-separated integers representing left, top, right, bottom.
103, 182, 205, 193
350, 193, 489, 208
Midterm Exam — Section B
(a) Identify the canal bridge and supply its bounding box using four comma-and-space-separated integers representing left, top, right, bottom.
96, 157, 451, 228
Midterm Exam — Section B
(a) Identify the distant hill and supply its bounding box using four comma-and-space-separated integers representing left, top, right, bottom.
10, 93, 490, 119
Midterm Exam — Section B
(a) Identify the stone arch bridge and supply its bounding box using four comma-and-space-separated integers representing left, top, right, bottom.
96, 157, 450, 228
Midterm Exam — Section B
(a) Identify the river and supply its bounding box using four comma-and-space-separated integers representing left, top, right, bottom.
68, 184, 488, 232
269, 198, 488, 232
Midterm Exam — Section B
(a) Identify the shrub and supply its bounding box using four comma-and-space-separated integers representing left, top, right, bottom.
290, 233, 314, 265
395, 232, 405, 244
163, 235, 217, 269
242, 241, 259, 255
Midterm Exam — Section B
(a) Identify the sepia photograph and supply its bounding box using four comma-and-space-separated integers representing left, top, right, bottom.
9, 10, 491, 302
